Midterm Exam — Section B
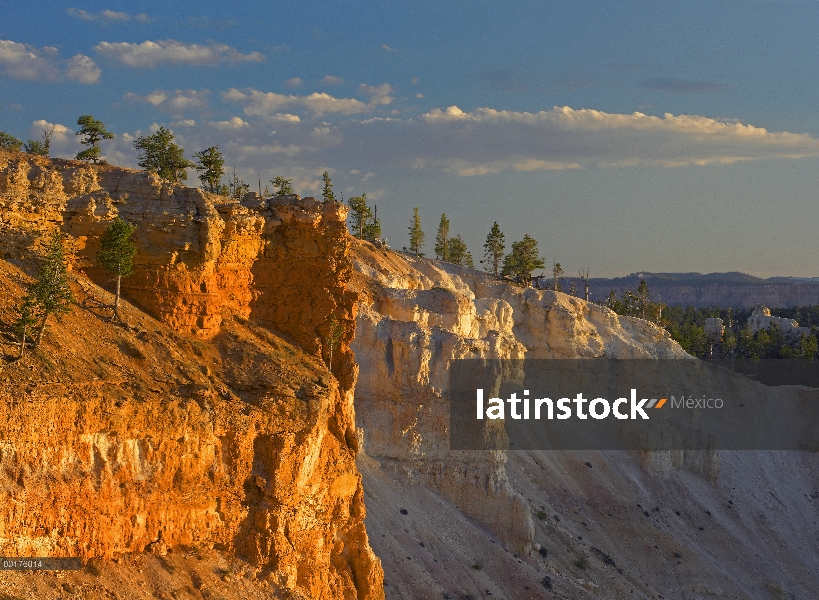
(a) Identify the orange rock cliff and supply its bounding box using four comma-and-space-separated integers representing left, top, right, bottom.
0, 152, 384, 599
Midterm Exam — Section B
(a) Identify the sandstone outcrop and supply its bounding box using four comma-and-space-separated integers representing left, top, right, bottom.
0, 152, 382, 599
350, 240, 819, 599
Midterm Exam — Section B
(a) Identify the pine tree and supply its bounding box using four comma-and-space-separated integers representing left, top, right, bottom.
408, 207, 425, 256
553, 261, 564, 292
434, 214, 450, 261
12, 297, 38, 358
133, 127, 193, 182
194, 146, 225, 193
482, 222, 505, 276
447, 235, 474, 268
75, 115, 114, 163
501, 234, 544, 286
636, 280, 650, 319
270, 176, 294, 196
321, 171, 336, 203
26, 231, 75, 346
98, 218, 138, 321
363, 218, 382, 242
347, 194, 373, 238
0, 131, 22, 152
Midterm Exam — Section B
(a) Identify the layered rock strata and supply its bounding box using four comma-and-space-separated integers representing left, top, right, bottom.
0, 152, 382, 599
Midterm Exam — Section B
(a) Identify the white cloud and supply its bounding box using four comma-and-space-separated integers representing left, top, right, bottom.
30, 119, 73, 141
381, 44, 397, 53
28, 119, 82, 159
94, 40, 264, 68
302, 92, 368, 115
0, 39, 99, 84
285, 77, 303, 88
412, 105, 819, 174
209, 116, 249, 130
223, 85, 395, 118
223, 88, 370, 116
66, 54, 101, 83
321, 75, 344, 86
124, 89, 210, 112
265, 113, 301, 123
0, 39, 60, 81
360, 83, 394, 106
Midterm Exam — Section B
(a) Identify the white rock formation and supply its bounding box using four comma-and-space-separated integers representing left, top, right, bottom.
351, 241, 819, 600
350, 242, 687, 554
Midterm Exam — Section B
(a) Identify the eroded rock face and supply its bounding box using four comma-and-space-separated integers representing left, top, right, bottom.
0, 153, 382, 599
350, 241, 690, 553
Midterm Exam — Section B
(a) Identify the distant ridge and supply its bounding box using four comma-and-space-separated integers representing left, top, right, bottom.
566, 272, 819, 308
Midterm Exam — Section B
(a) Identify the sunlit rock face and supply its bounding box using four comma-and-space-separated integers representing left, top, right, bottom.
0, 152, 383, 600
349, 240, 687, 553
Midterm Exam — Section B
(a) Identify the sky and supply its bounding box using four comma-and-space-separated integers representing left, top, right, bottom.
2, 1, 819, 277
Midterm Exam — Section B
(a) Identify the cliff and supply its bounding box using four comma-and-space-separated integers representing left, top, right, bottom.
0, 152, 383, 599
350, 240, 819, 599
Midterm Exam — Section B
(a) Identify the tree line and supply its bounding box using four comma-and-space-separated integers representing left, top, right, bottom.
605, 281, 819, 359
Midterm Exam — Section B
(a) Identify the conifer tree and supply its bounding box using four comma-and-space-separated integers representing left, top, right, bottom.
434, 214, 450, 261
501, 234, 544, 286
447, 234, 474, 268
194, 146, 225, 193
133, 126, 193, 182
270, 176, 294, 196
321, 171, 336, 203
0, 131, 22, 152
75, 115, 114, 163
347, 194, 373, 238
12, 297, 38, 358
408, 207, 425, 256
98, 218, 137, 321
482, 222, 505, 277
26, 231, 75, 346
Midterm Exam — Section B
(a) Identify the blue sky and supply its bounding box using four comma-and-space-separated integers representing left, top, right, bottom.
2, 1, 819, 277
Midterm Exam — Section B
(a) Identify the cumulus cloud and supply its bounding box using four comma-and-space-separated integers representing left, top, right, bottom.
360, 83, 394, 106
30, 119, 73, 141
0, 39, 100, 83
320, 75, 344, 86
28, 119, 82, 158
223, 85, 396, 117
124, 89, 210, 112
94, 40, 264, 67
285, 77, 303, 88
0, 39, 60, 80
209, 116, 249, 130
412, 105, 819, 174
66, 54, 101, 83
265, 113, 301, 123
223, 88, 370, 116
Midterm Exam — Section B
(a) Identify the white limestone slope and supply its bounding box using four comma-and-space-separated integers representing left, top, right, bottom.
350, 241, 819, 599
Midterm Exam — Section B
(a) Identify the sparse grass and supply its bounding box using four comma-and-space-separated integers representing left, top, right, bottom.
574, 555, 589, 570
84, 561, 102, 576
470, 561, 482, 571
536, 510, 548, 520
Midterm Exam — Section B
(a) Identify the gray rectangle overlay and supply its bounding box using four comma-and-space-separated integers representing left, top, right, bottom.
0, 557, 82, 570
449, 359, 819, 450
